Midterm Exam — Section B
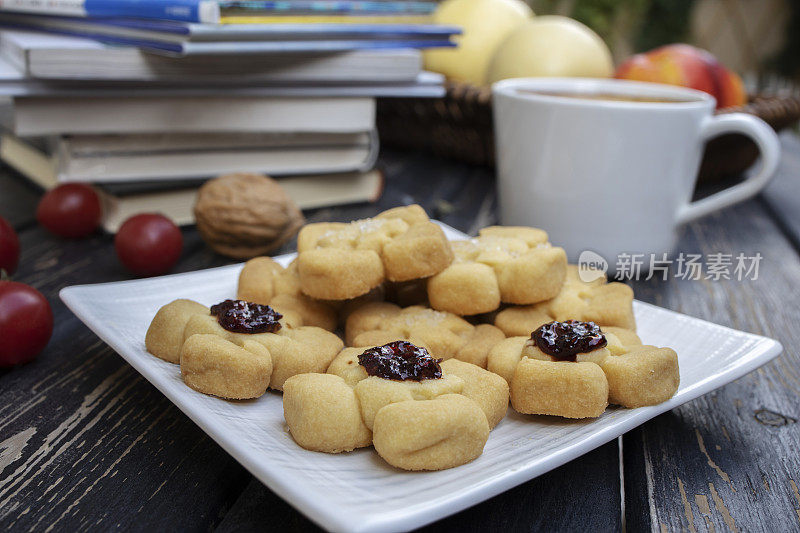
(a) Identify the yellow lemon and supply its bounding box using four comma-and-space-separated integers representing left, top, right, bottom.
423, 0, 533, 86
487, 16, 613, 84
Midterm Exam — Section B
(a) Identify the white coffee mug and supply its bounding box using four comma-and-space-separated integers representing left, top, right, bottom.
492, 78, 780, 265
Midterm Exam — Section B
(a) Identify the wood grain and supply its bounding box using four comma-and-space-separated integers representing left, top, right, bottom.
0, 224, 249, 531
2, 141, 798, 532
215, 443, 621, 533
0, 150, 621, 531
763, 133, 800, 250
624, 195, 800, 531
0, 163, 39, 229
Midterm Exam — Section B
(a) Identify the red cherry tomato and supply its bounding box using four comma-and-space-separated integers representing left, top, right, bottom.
0, 215, 20, 275
37, 184, 102, 238
115, 214, 182, 277
0, 281, 53, 367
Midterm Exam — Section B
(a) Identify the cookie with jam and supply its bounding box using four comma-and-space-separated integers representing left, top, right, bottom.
180, 334, 273, 400
494, 264, 636, 337
296, 204, 453, 301
427, 226, 567, 316
145, 298, 343, 399
486, 320, 679, 418
283, 341, 509, 471
345, 302, 506, 368
237, 256, 338, 331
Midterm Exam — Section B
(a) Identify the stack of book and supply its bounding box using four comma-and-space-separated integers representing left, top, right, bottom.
0, 0, 458, 231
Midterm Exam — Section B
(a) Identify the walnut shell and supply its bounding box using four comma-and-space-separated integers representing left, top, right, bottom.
194, 173, 305, 259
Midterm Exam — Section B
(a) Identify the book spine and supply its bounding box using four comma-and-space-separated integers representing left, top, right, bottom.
0, 0, 88, 18
0, 0, 220, 22
359, 129, 379, 173
218, 14, 431, 24
14, 97, 377, 136
0, 20, 186, 54
218, 0, 437, 15
0, 32, 28, 74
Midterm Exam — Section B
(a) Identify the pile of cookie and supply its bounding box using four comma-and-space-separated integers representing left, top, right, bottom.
145, 205, 680, 472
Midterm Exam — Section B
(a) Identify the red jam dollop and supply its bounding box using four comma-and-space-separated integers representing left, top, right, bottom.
210, 299, 282, 334
532, 320, 607, 361
357, 341, 442, 381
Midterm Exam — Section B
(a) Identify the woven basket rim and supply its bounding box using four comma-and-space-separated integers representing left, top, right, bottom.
376, 81, 800, 176
439, 80, 800, 115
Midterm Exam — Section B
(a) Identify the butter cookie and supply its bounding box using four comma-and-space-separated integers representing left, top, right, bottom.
146, 298, 343, 397
237, 257, 338, 331
284, 341, 507, 470
346, 302, 506, 368
495, 265, 636, 336
296, 205, 453, 300
428, 226, 567, 316
487, 320, 678, 418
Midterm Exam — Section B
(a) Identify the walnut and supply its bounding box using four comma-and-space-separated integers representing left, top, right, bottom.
194, 173, 305, 259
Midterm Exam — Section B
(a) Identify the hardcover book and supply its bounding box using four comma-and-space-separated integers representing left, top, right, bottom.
0, 12, 459, 55
0, 0, 438, 23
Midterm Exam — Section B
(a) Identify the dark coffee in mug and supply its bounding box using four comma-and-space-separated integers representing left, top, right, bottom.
517, 89, 696, 103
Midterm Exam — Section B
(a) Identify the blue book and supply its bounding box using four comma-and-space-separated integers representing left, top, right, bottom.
219, 0, 437, 15
0, 13, 459, 55
0, 0, 220, 23
0, 0, 438, 23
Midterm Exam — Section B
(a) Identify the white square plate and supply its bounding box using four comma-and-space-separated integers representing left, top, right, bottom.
60, 224, 782, 533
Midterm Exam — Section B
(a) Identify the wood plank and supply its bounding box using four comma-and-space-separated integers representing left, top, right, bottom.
0, 224, 250, 531
380, 150, 498, 232
763, 132, 800, 249
0, 329, 251, 531
301, 149, 499, 235
0, 165, 40, 229
422, 441, 620, 532
624, 198, 800, 532
0, 151, 620, 532
215, 441, 621, 533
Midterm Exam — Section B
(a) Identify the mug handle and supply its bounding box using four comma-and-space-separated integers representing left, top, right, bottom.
676, 113, 781, 225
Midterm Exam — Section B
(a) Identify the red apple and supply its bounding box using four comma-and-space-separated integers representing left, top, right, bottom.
615, 44, 747, 109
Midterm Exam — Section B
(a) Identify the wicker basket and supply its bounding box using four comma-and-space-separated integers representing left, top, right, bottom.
377, 82, 800, 184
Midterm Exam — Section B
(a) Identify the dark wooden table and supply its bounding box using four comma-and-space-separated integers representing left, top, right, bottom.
2, 134, 800, 533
